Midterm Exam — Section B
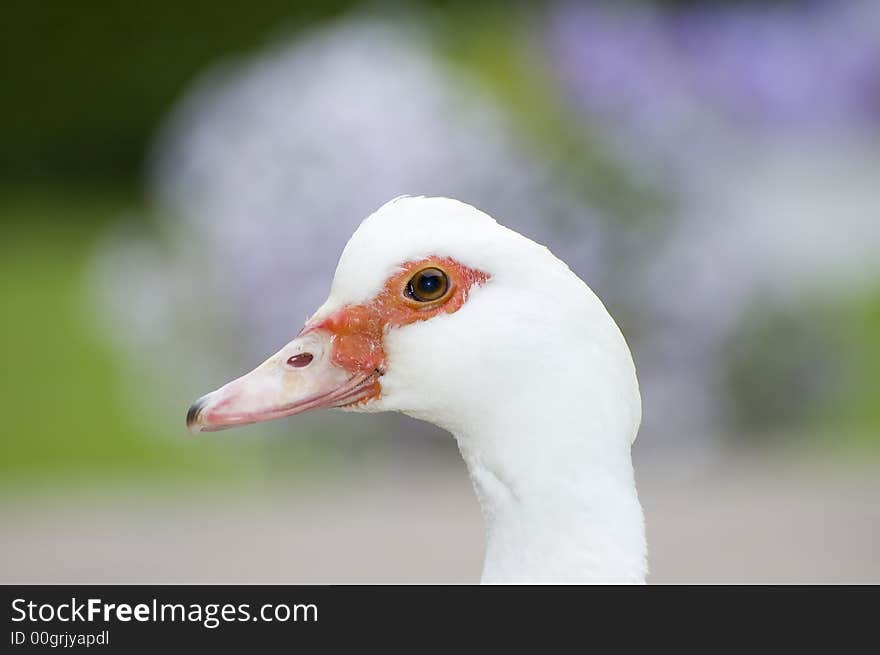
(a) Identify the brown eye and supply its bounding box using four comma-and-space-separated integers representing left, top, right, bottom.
405, 267, 449, 302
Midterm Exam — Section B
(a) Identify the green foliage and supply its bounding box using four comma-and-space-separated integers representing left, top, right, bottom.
0, 0, 360, 184
723, 293, 880, 447
0, 189, 249, 488
828, 293, 880, 437
0, 0, 543, 187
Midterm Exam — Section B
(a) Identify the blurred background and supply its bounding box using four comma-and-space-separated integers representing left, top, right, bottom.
2, 0, 878, 583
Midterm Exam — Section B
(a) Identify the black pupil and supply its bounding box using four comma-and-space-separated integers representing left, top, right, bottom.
408, 269, 447, 301
418, 273, 442, 294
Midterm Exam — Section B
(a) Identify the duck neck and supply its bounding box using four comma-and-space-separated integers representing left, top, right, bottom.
453, 416, 646, 584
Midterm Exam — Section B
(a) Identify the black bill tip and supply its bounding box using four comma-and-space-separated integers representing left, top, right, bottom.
186, 396, 207, 433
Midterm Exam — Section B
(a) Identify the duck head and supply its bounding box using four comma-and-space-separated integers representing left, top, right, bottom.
187, 196, 640, 442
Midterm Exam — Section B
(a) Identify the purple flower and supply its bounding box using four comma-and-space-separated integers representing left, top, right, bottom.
549, 0, 880, 134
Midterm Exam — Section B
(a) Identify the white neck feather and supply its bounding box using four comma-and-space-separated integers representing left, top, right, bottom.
454, 410, 646, 584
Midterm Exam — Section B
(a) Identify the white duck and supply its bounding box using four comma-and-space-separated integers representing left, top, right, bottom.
187, 196, 646, 584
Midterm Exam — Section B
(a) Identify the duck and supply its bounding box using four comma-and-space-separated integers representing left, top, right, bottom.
186, 196, 646, 584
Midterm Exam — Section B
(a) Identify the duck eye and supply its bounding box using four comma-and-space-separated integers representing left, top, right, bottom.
405, 267, 449, 302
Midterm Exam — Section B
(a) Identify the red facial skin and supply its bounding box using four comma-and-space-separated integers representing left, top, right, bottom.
304, 257, 490, 405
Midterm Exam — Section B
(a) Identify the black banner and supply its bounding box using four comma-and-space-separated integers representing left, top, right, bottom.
2, 585, 875, 650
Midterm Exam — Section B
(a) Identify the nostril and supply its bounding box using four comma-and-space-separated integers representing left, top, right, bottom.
287, 352, 314, 368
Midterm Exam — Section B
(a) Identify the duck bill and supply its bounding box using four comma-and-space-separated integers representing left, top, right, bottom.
186, 330, 378, 433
